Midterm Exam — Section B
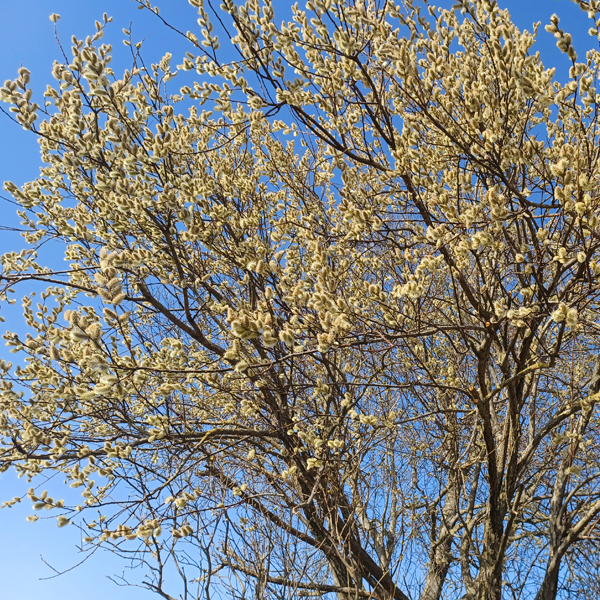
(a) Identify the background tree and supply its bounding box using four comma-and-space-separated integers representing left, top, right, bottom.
2, 1, 600, 599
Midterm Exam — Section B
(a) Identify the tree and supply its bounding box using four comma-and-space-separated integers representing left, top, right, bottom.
2, 0, 600, 598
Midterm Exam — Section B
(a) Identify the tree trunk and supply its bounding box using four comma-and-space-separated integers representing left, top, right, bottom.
420, 480, 459, 600
534, 556, 561, 600
475, 519, 504, 600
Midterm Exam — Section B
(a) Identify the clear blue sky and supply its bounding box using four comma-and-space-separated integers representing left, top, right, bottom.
0, 1, 594, 599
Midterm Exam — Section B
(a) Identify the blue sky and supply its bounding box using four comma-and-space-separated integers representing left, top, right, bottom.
0, 1, 596, 599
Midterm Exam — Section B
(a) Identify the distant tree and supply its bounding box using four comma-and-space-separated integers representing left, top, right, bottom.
3, 1, 600, 599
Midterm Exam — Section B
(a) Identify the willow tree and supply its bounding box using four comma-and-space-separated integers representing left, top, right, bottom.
2, 1, 600, 599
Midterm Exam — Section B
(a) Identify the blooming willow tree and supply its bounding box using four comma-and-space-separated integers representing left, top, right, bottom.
3, 0, 600, 599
